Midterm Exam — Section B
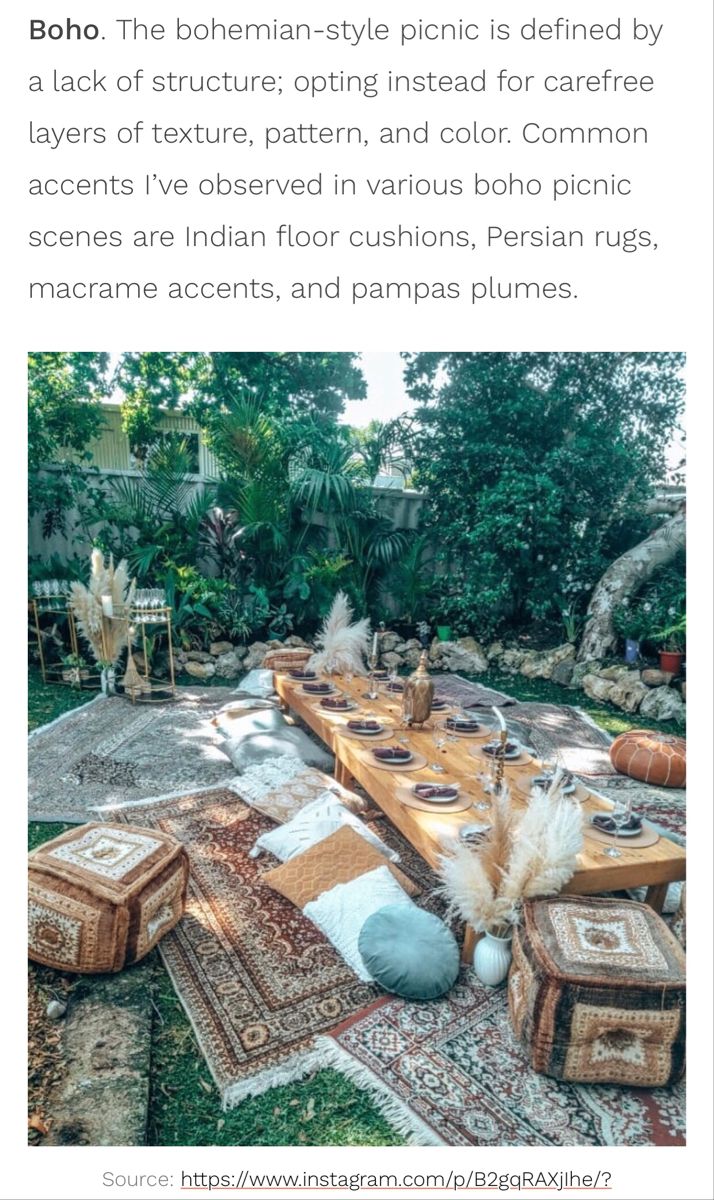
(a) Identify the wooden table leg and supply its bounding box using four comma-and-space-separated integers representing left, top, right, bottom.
334, 760, 354, 789
461, 924, 479, 964
644, 882, 670, 913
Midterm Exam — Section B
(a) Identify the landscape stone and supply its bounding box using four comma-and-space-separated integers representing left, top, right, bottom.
571, 660, 597, 688
380, 632, 402, 653
243, 641, 270, 670
403, 647, 423, 668
187, 650, 213, 663
551, 660, 576, 687
382, 651, 404, 668
486, 641, 504, 662
641, 668, 675, 688
519, 642, 575, 680
499, 648, 526, 672
582, 670, 646, 713
214, 650, 245, 678
639, 686, 686, 723
209, 641, 233, 656
607, 674, 648, 713
439, 637, 488, 675
184, 660, 216, 680
284, 635, 308, 646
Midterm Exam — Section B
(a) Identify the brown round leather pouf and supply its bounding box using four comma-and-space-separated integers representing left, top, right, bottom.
609, 730, 686, 788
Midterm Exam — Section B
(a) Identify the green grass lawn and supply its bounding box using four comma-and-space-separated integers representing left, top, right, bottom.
28, 662, 682, 1145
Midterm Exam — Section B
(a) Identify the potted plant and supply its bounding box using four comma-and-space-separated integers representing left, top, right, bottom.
267, 603, 294, 641
612, 600, 648, 664
61, 653, 91, 685
439, 781, 582, 986
652, 614, 686, 675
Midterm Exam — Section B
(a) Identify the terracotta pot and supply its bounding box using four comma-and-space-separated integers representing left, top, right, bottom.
659, 651, 684, 675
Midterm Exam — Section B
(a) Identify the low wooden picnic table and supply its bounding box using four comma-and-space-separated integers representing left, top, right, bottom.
275, 672, 686, 960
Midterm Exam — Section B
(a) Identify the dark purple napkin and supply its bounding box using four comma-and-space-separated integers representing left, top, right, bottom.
483, 740, 519, 757
431, 698, 448, 710
303, 682, 332, 693
413, 784, 458, 800
290, 669, 316, 680
446, 716, 480, 731
592, 812, 642, 835
373, 746, 411, 762
321, 697, 350, 709
386, 681, 404, 693
347, 719, 381, 732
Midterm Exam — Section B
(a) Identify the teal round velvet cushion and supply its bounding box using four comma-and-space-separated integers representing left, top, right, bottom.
358, 903, 460, 1000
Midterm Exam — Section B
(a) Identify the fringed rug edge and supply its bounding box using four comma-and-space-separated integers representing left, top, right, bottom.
314, 1035, 445, 1146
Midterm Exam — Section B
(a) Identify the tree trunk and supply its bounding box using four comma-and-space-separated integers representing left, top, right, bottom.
578, 512, 686, 662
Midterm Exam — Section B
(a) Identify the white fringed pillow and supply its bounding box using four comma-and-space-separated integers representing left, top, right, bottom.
250, 795, 398, 862
303, 866, 413, 981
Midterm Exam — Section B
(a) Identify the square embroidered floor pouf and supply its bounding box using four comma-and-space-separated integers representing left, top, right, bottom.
508, 895, 686, 1087
28, 822, 188, 973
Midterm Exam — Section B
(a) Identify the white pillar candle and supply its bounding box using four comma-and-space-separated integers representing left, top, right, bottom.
101, 595, 114, 618
372, 632, 379, 658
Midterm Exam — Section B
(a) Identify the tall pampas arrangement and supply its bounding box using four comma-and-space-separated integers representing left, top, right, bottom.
439, 777, 583, 935
307, 591, 371, 676
69, 548, 135, 666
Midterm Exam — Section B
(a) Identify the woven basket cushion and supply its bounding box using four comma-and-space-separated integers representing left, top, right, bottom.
234, 756, 366, 822
303, 865, 412, 981
358, 904, 459, 1000
251, 795, 397, 862
28, 823, 188, 973
509, 896, 686, 1087
262, 825, 419, 909
262, 647, 312, 670
609, 729, 686, 787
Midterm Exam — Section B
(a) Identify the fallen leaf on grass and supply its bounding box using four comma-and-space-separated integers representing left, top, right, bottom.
217, 1118, 225, 1133
28, 1114, 48, 1135
198, 1078, 213, 1094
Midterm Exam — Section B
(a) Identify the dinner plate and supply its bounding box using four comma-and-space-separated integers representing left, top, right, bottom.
589, 816, 643, 839
373, 749, 413, 764
346, 724, 385, 737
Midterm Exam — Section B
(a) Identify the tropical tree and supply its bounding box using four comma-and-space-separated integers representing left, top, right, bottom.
403, 352, 685, 640
111, 351, 366, 453
28, 352, 109, 533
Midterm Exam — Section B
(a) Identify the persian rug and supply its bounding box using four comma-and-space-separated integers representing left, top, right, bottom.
106, 787, 439, 1108
432, 675, 518, 709
28, 687, 237, 823
319, 972, 686, 1147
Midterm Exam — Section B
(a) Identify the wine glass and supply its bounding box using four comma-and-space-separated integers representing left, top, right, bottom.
602, 797, 633, 858
430, 726, 447, 773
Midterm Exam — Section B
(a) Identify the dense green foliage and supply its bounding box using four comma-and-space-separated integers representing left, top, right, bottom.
403, 352, 685, 639
28, 352, 110, 535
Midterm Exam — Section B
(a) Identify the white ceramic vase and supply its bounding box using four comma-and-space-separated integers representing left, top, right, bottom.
100, 667, 116, 696
473, 930, 513, 987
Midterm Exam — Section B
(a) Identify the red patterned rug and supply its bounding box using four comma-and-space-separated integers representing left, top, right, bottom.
108, 787, 436, 1108
319, 973, 686, 1146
